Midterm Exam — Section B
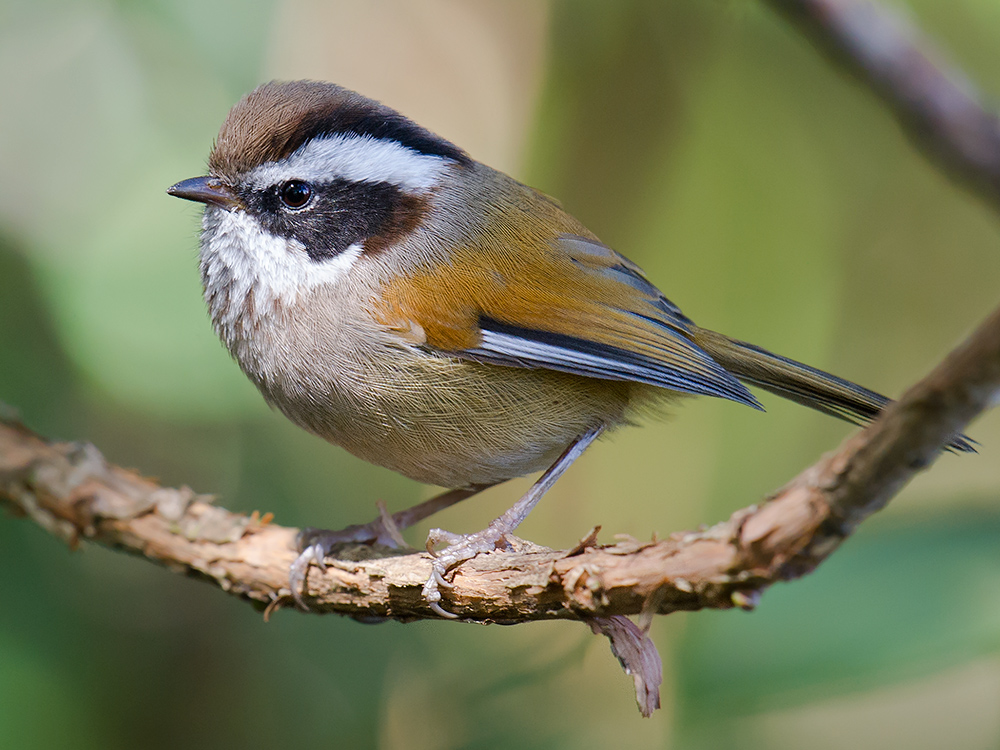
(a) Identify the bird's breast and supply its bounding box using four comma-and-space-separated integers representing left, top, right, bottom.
237, 286, 635, 488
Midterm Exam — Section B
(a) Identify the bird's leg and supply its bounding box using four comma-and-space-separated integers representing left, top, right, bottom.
290, 485, 491, 610
422, 424, 605, 618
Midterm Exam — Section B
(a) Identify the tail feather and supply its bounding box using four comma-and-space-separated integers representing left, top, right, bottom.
692, 328, 975, 453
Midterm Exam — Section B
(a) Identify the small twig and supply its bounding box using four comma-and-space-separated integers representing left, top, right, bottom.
375, 499, 410, 549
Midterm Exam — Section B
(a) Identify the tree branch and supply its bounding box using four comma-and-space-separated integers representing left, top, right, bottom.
2, 299, 997, 623
767, 0, 1000, 211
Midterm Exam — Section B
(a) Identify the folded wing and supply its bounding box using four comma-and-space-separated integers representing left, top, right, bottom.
374, 232, 761, 409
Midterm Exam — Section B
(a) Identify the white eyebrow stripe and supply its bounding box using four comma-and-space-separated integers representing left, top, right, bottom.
246, 133, 451, 191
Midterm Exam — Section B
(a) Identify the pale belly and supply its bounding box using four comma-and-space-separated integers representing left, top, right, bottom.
265, 351, 637, 488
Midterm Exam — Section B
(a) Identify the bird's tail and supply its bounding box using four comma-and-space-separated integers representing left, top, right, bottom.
691, 328, 975, 453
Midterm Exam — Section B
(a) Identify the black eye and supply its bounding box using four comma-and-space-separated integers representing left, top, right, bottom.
279, 180, 312, 209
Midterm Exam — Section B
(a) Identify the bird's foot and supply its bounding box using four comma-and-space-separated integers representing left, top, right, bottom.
419, 427, 606, 618
287, 488, 491, 611
421, 521, 515, 618
289, 510, 408, 610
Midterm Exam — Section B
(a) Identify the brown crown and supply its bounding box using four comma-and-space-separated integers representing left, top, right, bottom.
208, 80, 469, 181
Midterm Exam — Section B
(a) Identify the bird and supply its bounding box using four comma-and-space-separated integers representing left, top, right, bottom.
167, 80, 972, 616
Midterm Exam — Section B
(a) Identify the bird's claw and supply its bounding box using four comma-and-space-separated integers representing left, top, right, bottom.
422, 566, 460, 619
289, 516, 411, 609
421, 523, 510, 617
432, 567, 454, 590
289, 541, 328, 610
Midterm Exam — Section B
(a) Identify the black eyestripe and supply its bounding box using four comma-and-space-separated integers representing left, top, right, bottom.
244, 178, 409, 261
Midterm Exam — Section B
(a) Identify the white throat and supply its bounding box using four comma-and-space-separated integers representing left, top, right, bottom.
199, 207, 361, 345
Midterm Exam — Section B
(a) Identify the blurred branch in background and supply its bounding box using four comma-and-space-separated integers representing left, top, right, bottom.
768, 0, 1000, 211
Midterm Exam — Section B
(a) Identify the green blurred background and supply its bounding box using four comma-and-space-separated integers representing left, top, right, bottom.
2, 0, 999, 747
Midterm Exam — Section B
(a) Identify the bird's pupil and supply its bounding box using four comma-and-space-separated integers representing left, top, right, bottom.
280, 180, 312, 208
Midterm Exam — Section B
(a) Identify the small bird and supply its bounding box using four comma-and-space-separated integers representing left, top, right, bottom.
168, 80, 971, 616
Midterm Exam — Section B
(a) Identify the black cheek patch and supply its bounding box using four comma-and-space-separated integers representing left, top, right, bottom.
247, 179, 412, 261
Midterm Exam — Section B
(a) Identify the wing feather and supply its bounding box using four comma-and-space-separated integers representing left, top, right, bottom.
465, 317, 761, 406
373, 225, 759, 408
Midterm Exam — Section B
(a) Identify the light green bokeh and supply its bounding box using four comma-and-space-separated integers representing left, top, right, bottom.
1, 0, 999, 747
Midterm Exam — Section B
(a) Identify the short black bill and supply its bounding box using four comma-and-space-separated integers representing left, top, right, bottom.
167, 176, 242, 210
